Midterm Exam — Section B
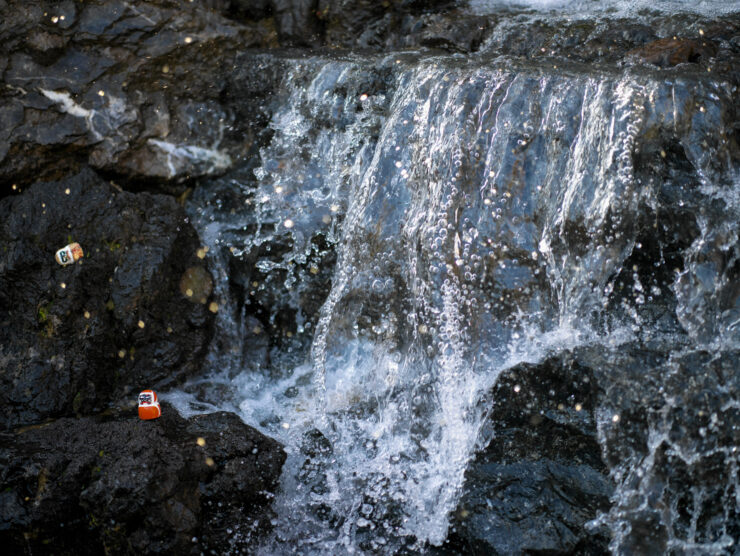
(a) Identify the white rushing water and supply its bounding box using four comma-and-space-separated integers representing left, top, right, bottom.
467, 0, 740, 17
169, 43, 738, 553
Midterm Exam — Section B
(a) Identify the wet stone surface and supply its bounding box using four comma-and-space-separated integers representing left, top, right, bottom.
0, 169, 215, 430
0, 403, 286, 555
0, 0, 276, 192
0, 1, 739, 555
444, 353, 612, 555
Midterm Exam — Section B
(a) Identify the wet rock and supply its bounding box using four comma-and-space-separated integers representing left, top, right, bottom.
0, 169, 215, 430
478, 12, 739, 75
180, 266, 214, 305
448, 342, 740, 555
226, 0, 274, 21
0, 404, 286, 554
399, 11, 491, 52
626, 37, 718, 67
317, 0, 462, 49
580, 345, 740, 554
0, 0, 276, 192
446, 353, 612, 555
184, 411, 287, 551
273, 0, 323, 46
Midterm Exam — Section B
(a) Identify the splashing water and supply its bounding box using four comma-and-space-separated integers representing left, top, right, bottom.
169, 36, 739, 554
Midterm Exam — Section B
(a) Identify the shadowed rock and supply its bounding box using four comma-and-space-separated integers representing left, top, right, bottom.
0, 0, 276, 192
0, 169, 216, 430
444, 353, 612, 555
626, 37, 718, 67
0, 404, 286, 554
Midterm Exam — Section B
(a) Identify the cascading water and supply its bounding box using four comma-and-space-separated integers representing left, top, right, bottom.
169, 4, 739, 554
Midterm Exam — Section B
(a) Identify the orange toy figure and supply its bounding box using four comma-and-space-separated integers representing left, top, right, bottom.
55, 242, 84, 266
138, 390, 161, 420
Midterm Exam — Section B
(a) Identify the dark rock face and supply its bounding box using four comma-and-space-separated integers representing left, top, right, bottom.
0, 169, 215, 430
0, 0, 276, 192
317, 0, 466, 48
1, 0, 739, 554
0, 404, 286, 554
446, 354, 612, 555
446, 342, 740, 555
626, 37, 719, 67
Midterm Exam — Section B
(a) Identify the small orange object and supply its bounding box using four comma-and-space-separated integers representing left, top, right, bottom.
138, 389, 161, 420
55, 242, 84, 266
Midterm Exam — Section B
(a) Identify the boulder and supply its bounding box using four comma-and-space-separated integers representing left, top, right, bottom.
0, 169, 215, 430
445, 353, 613, 555
0, 404, 286, 554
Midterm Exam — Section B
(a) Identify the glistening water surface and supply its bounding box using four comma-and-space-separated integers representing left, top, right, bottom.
169, 26, 739, 556
467, 0, 740, 17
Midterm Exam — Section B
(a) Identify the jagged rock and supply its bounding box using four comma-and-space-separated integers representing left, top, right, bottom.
445, 353, 613, 555
399, 11, 491, 52
317, 0, 460, 49
0, 169, 215, 430
626, 37, 718, 67
0, 404, 286, 554
0, 0, 276, 192
580, 345, 740, 554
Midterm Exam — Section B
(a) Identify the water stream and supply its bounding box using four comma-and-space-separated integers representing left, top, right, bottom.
168, 4, 739, 553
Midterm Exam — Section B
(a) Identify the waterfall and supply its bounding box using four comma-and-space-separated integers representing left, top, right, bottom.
169, 27, 738, 553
